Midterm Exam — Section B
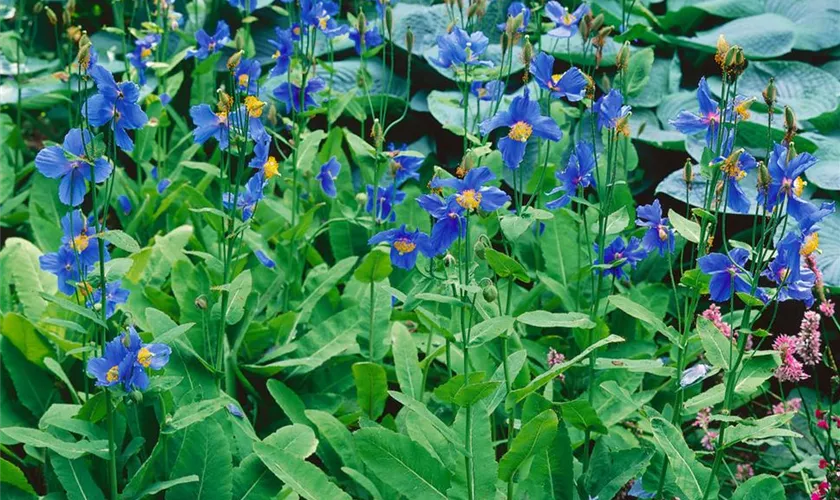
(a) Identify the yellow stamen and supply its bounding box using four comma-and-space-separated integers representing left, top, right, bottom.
238, 74, 250, 88
72, 233, 90, 252
272, 50, 280, 59
508, 121, 533, 142
106, 365, 120, 383
715, 34, 729, 68
801, 232, 819, 256
141, 47, 153, 58
137, 347, 153, 368
216, 111, 229, 124
318, 16, 329, 30
721, 159, 747, 181
562, 13, 574, 25
456, 189, 482, 211
793, 177, 806, 197
263, 156, 279, 179
393, 239, 416, 255
244, 95, 265, 118
735, 97, 755, 120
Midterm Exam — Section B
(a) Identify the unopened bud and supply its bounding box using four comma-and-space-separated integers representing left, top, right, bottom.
227, 50, 243, 70
358, 11, 367, 41
580, 13, 593, 40
195, 295, 208, 310
590, 13, 604, 33
355, 191, 368, 206
473, 239, 487, 260
683, 159, 693, 183
371, 119, 384, 149
521, 36, 533, 80
33, 2, 44, 14
482, 283, 498, 303
616, 41, 630, 71
77, 32, 91, 69
385, 7, 393, 36
45, 6, 57, 25
784, 106, 796, 143
130, 390, 144, 403
723, 46, 746, 78
267, 102, 278, 126
405, 27, 414, 53
757, 161, 770, 192
443, 253, 456, 268
762, 78, 776, 109
787, 141, 797, 163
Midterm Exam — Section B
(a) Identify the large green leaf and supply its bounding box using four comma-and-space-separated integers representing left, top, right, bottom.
696, 316, 734, 371
672, 14, 797, 59
650, 417, 718, 500
498, 409, 558, 482
734, 61, 840, 120
254, 441, 350, 500
391, 323, 424, 400
165, 420, 233, 500
51, 453, 106, 500
352, 362, 388, 420
584, 442, 653, 500
0, 238, 56, 319
731, 474, 786, 500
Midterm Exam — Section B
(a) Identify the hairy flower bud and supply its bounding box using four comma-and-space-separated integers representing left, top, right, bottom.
616, 41, 630, 71
443, 253, 457, 268
590, 13, 604, 33
474, 239, 487, 260
723, 45, 746, 78
355, 191, 368, 206
45, 6, 57, 25
757, 161, 770, 192
521, 36, 533, 81
405, 27, 414, 53
227, 50, 243, 70
783, 105, 797, 143
762, 77, 777, 110
482, 283, 498, 303
579, 13, 592, 40
371, 119, 384, 149
683, 159, 693, 183
77, 32, 91, 70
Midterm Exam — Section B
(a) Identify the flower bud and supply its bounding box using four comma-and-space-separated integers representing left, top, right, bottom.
33, 2, 44, 14
757, 161, 770, 192
45, 6, 57, 24
683, 159, 693, 183
482, 283, 498, 303
616, 41, 630, 71
385, 7, 393, 37
579, 14, 592, 40
405, 27, 414, 54
266, 102, 278, 126
590, 13, 604, 33
195, 295, 208, 310
77, 32, 91, 70
443, 253, 456, 268
714, 34, 729, 69
358, 11, 367, 41
355, 191, 368, 206
762, 77, 776, 109
227, 50, 243, 71
787, 141, 798, 163
783, 105, 796, 143
469, 0, 487, 19
473, 239, 487, 260
130, 390, 144, 404
66, 0, 76, 16
521, 35, 533, 69
723, 46, 746, 78
371, 118, 384, 149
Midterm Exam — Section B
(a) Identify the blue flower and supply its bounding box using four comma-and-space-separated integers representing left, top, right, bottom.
545, 141, 596, 209
417, 194, 466, 255
124, 326, 171, 391
234, 58, 261, 95
530, 52, 587, 102
85, 65, 148, 152
316, 157, 341, 197
87, 280, 130, 319
386, 144, 423, 186
34, 128, 113, 206
78, 46, 98, 74
698, 248, 756, 303
300, 0, 347, 38
593, 236, 647, 280
763, 233, 815, 306
480, 88, 562, 170
680, 363, 710, 388
224, 174, 266, 220
497, 2, 530, 32
127, 34, 160, 86
39, 246, 84, 295
61, 210, 107, 267
434, 27, 491, 69
669, 78, 720, 150
469, 80, 504, 102
636, 199, 675, 256
594, 89, 631, 135
118, 195, 132, 215
545, 1, 589, 38
350, 24, 383, 55
789, 199, 835, 234
268, 28, 294, 77
249, 139, 280, 180
255, 250, 276, 268
273, 78, 326, 113
720, 151, 757, 214
87, 334, 133, 389
157, 179, 171, 194
227, 403, 245, 418
368, 225, 433, 270
186, 21, 230, 60
761, 143, 823, 227
160, 93, 172, 106
431, 166, 510, 213
228, 0, 256, 11
366, 185, 406, 223
190, 104, 230, 149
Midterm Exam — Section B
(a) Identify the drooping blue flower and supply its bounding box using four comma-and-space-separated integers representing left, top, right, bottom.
249, 138, 280, 180
268, 28, 294, 77
480, 88, 562, 170
544, 1, 589, 38
316, 157, 341, 197
34, 128, 113, 206
366, 185, 406, 223
39, 246, 84, 295
127, 34, 160, 86
530, 52, 587, 102
760, 143, 822, 227
430, 166, 511, 213
593, 236, 647, 280
60, 210, 107, 266
85, 64, 149, 152
223, 174, 266, 221
87, 280, 131, 319
227, 403, 245, 418
234, 58, 261, 95
545, 141, 596, 209
669, 78, 721, 150
789, 199, 835, 234
469, 80, 504, 102
762, 233, 815, 306
190, 103, 230, 149
118, 195, 132, 215
273, 78, 326, 113
186, 21, 230, 60
698, 248, 757, 303
434, 27, 492, 69
157, 178, 171, 194
349, 24, 383, 55
417, 193, 466, 255
124, 326, 172, 391
228, 0, 257, 11
635, 199, 675, 256
300, 0, 348, 38
594, 89, 631, 135
386, 144, 423, 186
720, 151, 757, 214
497, 2, 530, 32
87, 334, 133, 389
255, 250, 276, 268
78, 46, 98, 75
368, 224, 433, 270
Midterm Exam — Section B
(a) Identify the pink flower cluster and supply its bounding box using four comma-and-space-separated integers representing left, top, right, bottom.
798, 311, 822, 365
701, 304, 752, 349
694, 407, 718, 451
805, 253, 834, 318
772, 310, 823, 382
770, 397, 802, 415
735, 463, 754, 482
547, 347, 566, 382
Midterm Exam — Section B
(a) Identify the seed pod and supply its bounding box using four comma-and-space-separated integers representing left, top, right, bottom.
45, 6, 57, 25
482, 284, 498, 303
616, 41, 630, 71
195, 295, 208, 310
405, 27, 414, 53
227, 50, 243, 70
762, 77, 776, 109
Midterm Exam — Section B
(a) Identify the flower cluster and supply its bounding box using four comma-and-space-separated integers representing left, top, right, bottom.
87, 326, 171, 392
693, 407, 718, 451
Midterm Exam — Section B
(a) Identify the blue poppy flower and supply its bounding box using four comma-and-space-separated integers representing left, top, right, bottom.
186, 21, 230, 60
594, 89, 631, 135
593, 236, 647, 280
268, 28, 294, 77
228, 0, 256, 11
157, 179, 171, 194
545, 141, 596, 209
480, 88, 563, 170
350, 24, 383, 55
34, 128, 113, 206
78, 46, 98, 75
789, 199, 835, 234
87, 280, 130, 319
123, 326, 171, 391
669, 78, 721, 150
530, 52, 587, 102
417, 193, 466, 255
249, 139, 280, 180
87, 334, 134, 389
761, 143, 821, 224
719, 151, 757, 214
316, 157, 341, 197
386, 144, 423, 186
430, 166, 511, 213
241, 97, 268, 142
366, 185, 406, 223
224, 174, 266, 220
255, 250, 276, 268
434, 27, 492, 69
273, 78, 326, 113
190, 104, 230, 149
698, 248, 757, 303
469, 80, 504, 102
127, 34, 160, 86
300, 0, 347, 38
544, 1, 589, 38
762, 233, 815, 306
636, 199, 675, 256
39, 246, 84, 295
234, 58, 261, 95
497, 2, 530, 32
118, 195, 132, 215
85, 65, 148, 152
368, 224, 433, 270
60, 210, 107, 266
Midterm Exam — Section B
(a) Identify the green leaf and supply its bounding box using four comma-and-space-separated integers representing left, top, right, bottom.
516, 311, 595, 329
584, 443, 653, 500
608, 295, 680, 344
223, 270, 252, 325
51, 453, 106, 500
295, 129, 328, 174
453, 381, 500, 407
590, 206, 630, 236
625, 47, 655, 98
388, 391, 469, 456
297, 257, 358, 324
672, 14, 796, 59
354, 249, 393, 283
0, 427, 108, 460
465, 315, 515, 348
391, 323, 423, 400
484, 248, 530, 283
731, 474, 785, 500
267, 379, 311, 426
165, 420, 233, 500
736, 60, 840, 120
342, 467, 384, 500
498, 409, 558, 482
162, 397, 227, 433
697, 316, 733, 371
353, 362, 388, 420
134, 476, 201, 498
305, 410, 362, 470
2, 313, 53, 367
100, 229, 141, 253
558, 400, 608, 434
254, 441, 351, 500
0, 238, 56, 318
650, 417, 718, 500
540, 210, 582, 288
723, 413, 800, 448
0, 458, 35, 494
668, 209, 700, 244
522, 418, 574, 500
355, 427, 451, 499
40, 293, 107, 328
